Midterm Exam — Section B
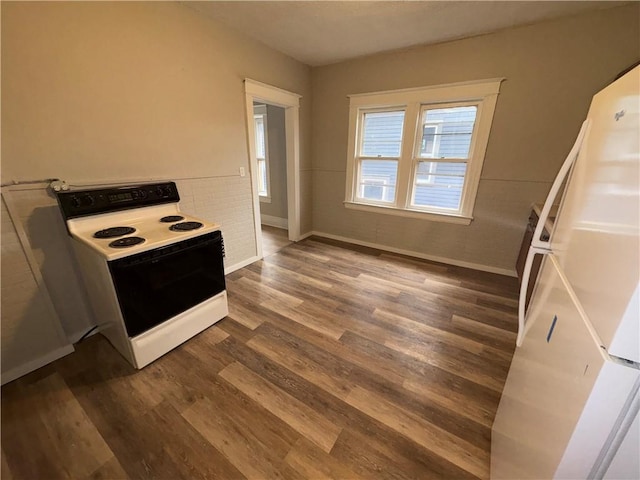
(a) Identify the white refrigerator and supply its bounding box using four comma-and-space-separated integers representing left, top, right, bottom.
491, 66, 640, 479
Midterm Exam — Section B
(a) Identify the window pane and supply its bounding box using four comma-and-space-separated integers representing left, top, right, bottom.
419, 106, 477, 158
258, 159, 268, 196
413, 161, 467, 210
361, 111, 405, 157
254, 116, 265, 159
358, 159, 397, 203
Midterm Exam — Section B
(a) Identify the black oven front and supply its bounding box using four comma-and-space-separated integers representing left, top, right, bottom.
108, 231, 226, 337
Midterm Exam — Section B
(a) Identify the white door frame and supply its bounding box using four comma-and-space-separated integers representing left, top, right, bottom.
244, 79, 301, 259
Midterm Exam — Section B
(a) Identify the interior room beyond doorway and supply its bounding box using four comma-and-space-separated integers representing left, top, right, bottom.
253, 102, 291, 256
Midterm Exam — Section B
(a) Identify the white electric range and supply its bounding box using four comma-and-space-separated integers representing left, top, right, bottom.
57, 182, 228, 368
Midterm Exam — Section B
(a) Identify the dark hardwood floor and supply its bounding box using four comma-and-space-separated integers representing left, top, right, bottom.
1, 236, 519, 480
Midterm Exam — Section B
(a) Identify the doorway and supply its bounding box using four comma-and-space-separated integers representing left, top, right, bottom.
244, 79, 301, 260
252, 102, 292, 256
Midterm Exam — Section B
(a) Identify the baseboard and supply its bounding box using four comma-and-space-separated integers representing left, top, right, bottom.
297, 231, 314, 241
308, 230, 517, 277
1, 344, 75, 385
260, 214, 288, 229
225, 255, 260, 275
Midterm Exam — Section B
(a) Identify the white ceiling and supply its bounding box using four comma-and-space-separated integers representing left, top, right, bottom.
186, 1, 626, 66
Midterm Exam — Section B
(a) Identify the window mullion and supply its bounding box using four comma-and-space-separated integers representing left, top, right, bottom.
396, 102, 420, 209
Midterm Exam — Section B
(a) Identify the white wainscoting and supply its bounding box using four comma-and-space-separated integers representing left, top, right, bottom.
1, 174, 258, 382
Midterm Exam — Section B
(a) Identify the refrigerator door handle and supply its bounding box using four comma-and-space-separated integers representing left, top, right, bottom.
532, 119, 591, 249
517, 246, 550, 346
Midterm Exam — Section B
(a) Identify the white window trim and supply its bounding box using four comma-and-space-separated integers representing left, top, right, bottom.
344, 78, 504, 224
253, 104, 272, 203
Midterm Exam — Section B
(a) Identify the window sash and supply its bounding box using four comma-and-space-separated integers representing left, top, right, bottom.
354, 107, 405, 205
358, 107, 406, 158
414, 101, 479, 161
405, 101, 480, 214
354, 103, 480, 214
410, 160, 468, 211
355, 158, 398, 204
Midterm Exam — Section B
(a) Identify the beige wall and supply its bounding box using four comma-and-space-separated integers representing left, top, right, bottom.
2, 1, 311, 184
0, 1, 312, 264
260, 104, 288, 222
311, 4, 640, 273
0, 2, 312, 362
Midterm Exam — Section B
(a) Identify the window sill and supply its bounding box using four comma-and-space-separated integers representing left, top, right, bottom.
344, 201, 473, 225
259, 196, 272, 204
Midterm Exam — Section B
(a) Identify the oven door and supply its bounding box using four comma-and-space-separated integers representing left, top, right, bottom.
108, 231, 226, 337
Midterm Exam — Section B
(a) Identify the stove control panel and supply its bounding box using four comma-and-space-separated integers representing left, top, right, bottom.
56, 182, 180, 220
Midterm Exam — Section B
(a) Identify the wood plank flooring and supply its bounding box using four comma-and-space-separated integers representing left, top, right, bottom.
1, 236, 519, 480
261, 225, 292, 257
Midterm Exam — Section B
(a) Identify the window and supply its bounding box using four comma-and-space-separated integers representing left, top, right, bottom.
253, 104, 270, 201
345, 79, 503, 224
356, 109, 404, 204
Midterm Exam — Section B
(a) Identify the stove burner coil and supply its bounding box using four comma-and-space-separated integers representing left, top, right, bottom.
109, 236, 146, 248
94, 226, 136, 239
169, 221, 203, 232
160, 215, 185, 223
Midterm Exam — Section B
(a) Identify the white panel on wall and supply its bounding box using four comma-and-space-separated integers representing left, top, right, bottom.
6, 186, 96, 341
9, 176, 257, 310
176, 176, 256, 269
311, 170, 551, 273
0, 175, 256, 385
1, 195, 74, 385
